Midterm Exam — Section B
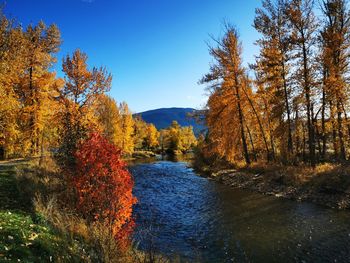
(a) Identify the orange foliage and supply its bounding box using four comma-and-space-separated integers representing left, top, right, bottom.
72, 132, 137, 249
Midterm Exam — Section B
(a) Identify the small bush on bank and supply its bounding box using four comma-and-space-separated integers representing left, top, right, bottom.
72, 132, 137, 251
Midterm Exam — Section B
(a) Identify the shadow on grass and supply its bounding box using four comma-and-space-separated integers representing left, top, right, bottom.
0, 161, 88, 262
0, 163, 32, 213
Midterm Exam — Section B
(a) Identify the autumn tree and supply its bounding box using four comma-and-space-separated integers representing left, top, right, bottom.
2, 21, 62, 157
133, 116, 159, 150
254, 0, 294, 160
119, 102, 134, 154
0, 13, 22, 158
73, 132, 137, 249
180, 126, 197, 152
94, 94, 123, 146
241, 75, 272, 161
160, 121, 197, 154
159, 129, 169, 153
0, 13, 62, 158
20, 21, 61, 155
286, 0, 318, 166
165, 121, 182, 153
197, 0, 350, 167
57, 49, 112, 165
201, 25, 251, 164
144, 124, 159, 150
320, 0, 350, 161
132, 116, 148, 150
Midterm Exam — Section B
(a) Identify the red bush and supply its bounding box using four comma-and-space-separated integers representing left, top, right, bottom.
72, 132, 137, 248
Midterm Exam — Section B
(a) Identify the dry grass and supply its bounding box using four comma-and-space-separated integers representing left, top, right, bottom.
239, 161, 350, 191
201, 157, 350, 208
13, 156, 173, 263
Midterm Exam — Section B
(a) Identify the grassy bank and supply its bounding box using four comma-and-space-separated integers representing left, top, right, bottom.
195, 159, 350, 209
0, 158, 172, 263
0, 160, 93, 262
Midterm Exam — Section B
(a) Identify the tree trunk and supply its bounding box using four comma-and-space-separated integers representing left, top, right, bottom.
235, 82, 250, 165
242, 84, 270, 162
321, 78, 327, 160
302, 120, 307, 163
315, 121, 322, 160
29, 65, 37, 155
262, 95, 276, 161
295, 104, 301, 160
330, 100, 338, 159
341, 101, 350, 143
246, 125, 257, 162
301, 40, 316, 167
281, 58, 293, 154
337, 98, 346, 160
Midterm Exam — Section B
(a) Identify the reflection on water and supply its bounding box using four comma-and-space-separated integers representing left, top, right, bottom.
130, 160, 350, 262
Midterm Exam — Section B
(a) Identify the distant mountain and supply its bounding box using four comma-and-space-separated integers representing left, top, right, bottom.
134, 107, 206, 135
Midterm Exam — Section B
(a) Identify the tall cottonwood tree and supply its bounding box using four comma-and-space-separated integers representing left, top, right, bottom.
320, 0, 350, 161
119, 102, 134, 154
21, 21, 61, 155
0, 13, 61, 158
254, 0, 294, 160
199, 0, 350, 167
241, 75, 272, 161
57, 49, 112, 165
201, 25, 251, 164
287, 0, 318, 166
0, 14, 23, 158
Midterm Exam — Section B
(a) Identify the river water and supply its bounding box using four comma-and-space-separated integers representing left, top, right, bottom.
129, 159, 350, 262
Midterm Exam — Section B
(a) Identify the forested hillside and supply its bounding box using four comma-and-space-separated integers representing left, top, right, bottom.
135, 107, 206, 136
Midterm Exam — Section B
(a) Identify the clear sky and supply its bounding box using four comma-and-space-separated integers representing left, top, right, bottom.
4, 0, 262, 113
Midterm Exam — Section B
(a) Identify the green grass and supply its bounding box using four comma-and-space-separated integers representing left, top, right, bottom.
0, 161, 88, 263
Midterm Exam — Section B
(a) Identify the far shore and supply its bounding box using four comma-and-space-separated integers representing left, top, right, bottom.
194, 162, 350, 210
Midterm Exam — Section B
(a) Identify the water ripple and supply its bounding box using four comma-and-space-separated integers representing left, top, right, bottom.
130, 160, 350, 263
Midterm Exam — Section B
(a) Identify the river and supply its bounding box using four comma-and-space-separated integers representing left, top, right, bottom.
129, 158, 350, 262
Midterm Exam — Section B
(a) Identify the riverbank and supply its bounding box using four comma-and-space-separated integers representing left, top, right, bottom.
0, 160, 94, 262
196, 161, 350, 209
121, 150, 157, 162
0, 158, 170, 263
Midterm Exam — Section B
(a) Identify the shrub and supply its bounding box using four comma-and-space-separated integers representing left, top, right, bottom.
72, 132, 137, 250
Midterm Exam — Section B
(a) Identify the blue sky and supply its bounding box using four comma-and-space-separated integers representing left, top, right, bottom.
4, 0, 261, 112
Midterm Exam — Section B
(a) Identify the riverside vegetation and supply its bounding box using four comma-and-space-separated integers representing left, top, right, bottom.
195, 0, 350, 210
0, 157, 175, 262
2, 0, 350, 262
0, 7, 196, 263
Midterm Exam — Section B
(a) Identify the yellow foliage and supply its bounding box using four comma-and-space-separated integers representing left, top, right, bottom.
145, 124, 159, 150
161, 121, 197, 154
94, 94, 123, 146
119, 102, 134, 154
